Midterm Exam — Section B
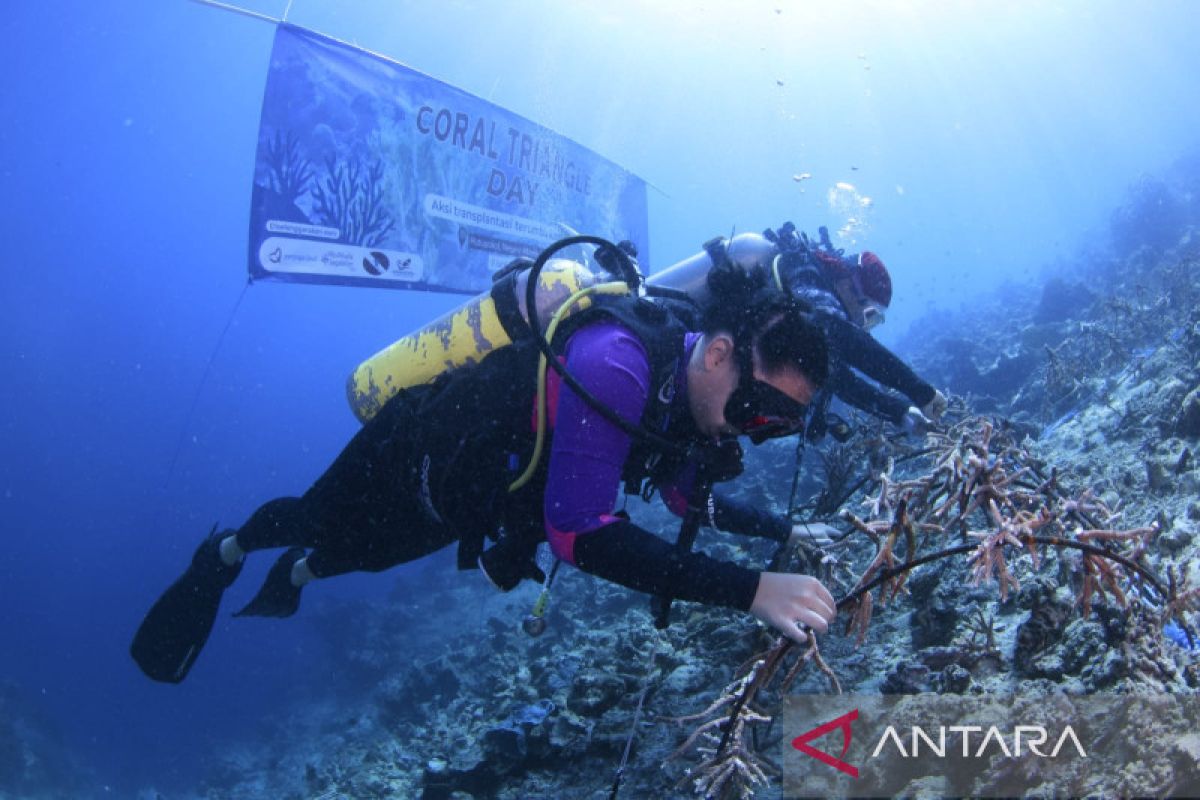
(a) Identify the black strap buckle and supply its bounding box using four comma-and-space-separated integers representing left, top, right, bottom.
702, 235, 729, 268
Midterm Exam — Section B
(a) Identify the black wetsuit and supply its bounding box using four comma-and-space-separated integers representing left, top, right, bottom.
782, 258, 935, 426
232, 309, 789, 611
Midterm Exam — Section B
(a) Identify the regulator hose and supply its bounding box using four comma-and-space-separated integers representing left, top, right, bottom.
522, 235, 690, 459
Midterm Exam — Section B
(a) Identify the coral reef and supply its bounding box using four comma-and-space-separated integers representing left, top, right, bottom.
0, 680, 89, 798
669, 414, 1195, 797
145, 162, 1200, 800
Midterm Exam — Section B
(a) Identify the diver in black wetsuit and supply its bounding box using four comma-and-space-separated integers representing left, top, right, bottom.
772, 225, 946, 438
131, 263, 840, 683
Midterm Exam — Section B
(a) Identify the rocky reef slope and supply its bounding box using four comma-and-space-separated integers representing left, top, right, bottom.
159, 167, 1200, 800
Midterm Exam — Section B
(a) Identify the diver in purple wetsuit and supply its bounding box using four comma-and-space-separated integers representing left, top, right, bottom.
131, 262, 839, 684
540, 322, 833, 607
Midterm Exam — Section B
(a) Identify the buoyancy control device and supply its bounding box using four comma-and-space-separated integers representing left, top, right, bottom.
342, 226, 810, 629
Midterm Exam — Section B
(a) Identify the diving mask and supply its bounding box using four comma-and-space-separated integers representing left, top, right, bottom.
861, 302, 886, 330
724, 376, 808, 445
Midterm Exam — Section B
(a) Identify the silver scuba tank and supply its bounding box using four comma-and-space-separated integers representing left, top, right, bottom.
647, 232, 780, 302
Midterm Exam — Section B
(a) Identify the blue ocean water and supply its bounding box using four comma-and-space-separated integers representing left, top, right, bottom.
2, 1, 1199, 795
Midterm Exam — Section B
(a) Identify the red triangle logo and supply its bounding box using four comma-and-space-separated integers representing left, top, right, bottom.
791, 708, 860, 778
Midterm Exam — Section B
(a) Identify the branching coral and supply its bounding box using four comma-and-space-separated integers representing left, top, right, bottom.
668, 415, 1184, 799
812, 443, 855, 518
666, 667, 773, 799
841, 497, 917, 643
1043, 342, 1087, 412
665, 632, 838, 799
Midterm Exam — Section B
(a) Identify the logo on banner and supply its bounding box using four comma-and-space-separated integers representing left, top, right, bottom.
362, 251, 390, 275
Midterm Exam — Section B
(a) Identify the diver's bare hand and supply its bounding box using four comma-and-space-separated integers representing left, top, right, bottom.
750, 572, 837, 645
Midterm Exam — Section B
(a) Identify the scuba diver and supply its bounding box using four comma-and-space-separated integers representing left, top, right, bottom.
651, 223, 946, 440
131, 245, 838, 684
774, 224, 946, 438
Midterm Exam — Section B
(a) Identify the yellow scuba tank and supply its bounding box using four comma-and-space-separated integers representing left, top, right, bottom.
347, 258, 599, 423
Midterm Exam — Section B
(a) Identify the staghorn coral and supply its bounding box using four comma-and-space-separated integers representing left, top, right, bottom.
1042, 341, 1087, 418
669, 415, 1185, 798
666, 667, 773, 799
811, 442, 856, 518
665, 630, 839, 800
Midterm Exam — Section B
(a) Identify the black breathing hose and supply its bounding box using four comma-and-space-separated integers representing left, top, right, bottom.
522, 235, 688, 458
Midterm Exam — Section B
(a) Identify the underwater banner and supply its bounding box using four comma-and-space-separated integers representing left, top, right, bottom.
248, 24, 649, 293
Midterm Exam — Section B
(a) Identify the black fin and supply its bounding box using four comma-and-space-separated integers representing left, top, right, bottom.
130, 527, 243, 684
234, 547, 306, 619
